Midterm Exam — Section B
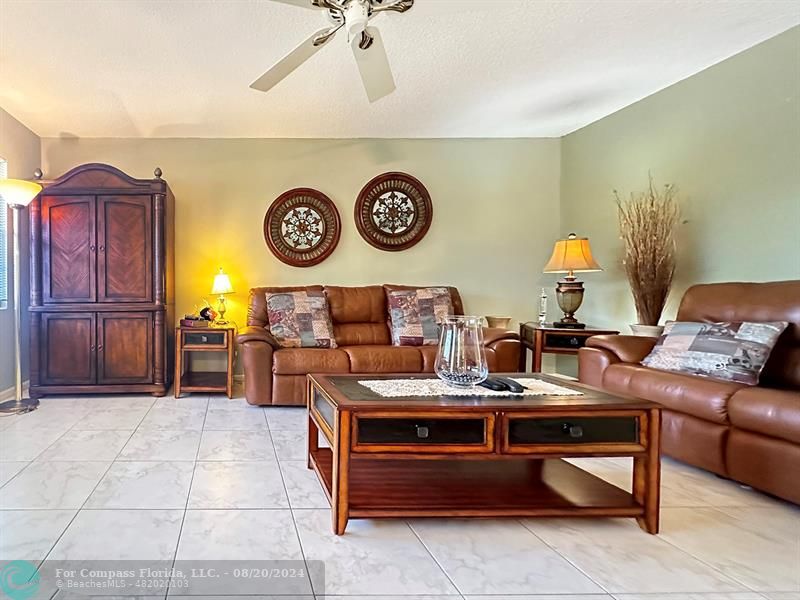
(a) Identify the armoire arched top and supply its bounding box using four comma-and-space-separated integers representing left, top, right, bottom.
34, 163, 167, 195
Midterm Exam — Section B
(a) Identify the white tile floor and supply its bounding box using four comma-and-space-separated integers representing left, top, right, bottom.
0, 390, 797, 600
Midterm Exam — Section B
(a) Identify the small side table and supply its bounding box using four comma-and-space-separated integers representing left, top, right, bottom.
174, 325, 236, 398
519, 323, 619, 372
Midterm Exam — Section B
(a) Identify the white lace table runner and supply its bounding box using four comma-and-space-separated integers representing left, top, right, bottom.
357, 378, 584, 398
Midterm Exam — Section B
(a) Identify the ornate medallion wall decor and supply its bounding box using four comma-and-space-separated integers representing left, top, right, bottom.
355, 172, 433, 251
264, 188, 341, 267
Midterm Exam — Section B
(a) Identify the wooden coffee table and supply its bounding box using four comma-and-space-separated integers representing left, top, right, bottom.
306, 373, 661, 535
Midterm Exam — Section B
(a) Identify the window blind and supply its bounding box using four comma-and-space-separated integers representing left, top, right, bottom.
0, 158, 8, 309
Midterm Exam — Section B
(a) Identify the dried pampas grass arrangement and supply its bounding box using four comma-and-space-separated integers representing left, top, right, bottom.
615, 174, 680, 326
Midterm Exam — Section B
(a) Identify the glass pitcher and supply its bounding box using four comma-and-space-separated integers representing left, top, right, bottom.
434, 316, 489, 387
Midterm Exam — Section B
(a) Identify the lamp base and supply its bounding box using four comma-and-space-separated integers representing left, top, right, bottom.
552, 321, 586, 329
553, 275, 587, 331
0, 397, 40, 415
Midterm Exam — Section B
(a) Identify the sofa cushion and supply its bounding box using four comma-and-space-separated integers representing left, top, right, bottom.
247, 285, 323, 328
677, 281, 800, 389
728, 387, 800, 444
419, 345, 439, 372
341, 345, 423, 373
266, 290, 337, 349
323, 286, 391, 346
641, 320, 787, 385
603, 363, 744, 424
384, 284, 465, 315
387, 287, 452, 346
325, 285, 386, 323
272, 348, 350, 375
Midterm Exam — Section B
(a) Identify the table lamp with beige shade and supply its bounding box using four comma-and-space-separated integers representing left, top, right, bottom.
0, 178, 43, 414
543, 233, 602, 329
211, 268, 234, 325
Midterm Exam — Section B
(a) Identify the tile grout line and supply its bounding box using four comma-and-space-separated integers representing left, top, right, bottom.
34, 395, 157, 572
404, 520, 468, 600
0, 401, 99, 491
516, 518, 613, 595
651, 506, 775, 594
165, 392, 211, 599
269, 405, 320, 599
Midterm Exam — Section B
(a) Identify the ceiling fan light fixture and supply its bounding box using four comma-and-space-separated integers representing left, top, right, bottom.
344, 0, 370, 40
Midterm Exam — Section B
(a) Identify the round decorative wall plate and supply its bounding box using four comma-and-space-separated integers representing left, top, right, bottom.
264, 188, 341, 267
355, 172, 433, 251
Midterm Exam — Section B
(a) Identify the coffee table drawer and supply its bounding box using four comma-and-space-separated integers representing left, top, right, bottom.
502, 414, 642, 453
352, 414, 495, 453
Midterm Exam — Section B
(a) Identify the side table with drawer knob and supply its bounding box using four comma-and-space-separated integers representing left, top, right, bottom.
518, 323, 619, 372
174, 325, 236, 398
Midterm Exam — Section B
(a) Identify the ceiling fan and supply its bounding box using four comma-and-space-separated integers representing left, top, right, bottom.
250, 0, 414, 102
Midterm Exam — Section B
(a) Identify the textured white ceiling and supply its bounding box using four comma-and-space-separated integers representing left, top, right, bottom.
1, 0, 797, 138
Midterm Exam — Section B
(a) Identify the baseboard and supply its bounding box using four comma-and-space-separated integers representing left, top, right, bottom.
0, 381, 30, 402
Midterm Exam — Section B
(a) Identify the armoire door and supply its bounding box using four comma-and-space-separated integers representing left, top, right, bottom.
42, 196, 96, 303
97, 312, 153, 384
97, 196, 153, 303
40, 313, 96, 385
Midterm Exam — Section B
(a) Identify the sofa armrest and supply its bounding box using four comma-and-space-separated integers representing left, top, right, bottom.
482, 327, 518, 346
237, 326, 281, 349
239, 338, 274, 406
578, 347, 619, 388
586, 334, 658, 363
482, 328, 520, 372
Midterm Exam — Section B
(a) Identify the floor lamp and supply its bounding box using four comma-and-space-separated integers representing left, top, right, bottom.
0, 178, 42, 414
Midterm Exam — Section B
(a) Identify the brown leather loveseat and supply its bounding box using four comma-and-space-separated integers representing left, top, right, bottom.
579, 281, 800, 504
237, 284, 520, 406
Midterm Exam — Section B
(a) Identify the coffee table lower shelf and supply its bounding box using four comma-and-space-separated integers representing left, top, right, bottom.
309, 447, 643, 519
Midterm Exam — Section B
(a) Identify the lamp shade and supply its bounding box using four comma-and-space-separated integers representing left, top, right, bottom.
543, 233, 602, 273
0, 179, 42, 207
211, 269, 234, 295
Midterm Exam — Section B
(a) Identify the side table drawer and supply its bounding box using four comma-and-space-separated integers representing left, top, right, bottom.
353, 413, 495, 453
542, 332, 586, 350
182, 330, 227, 348
502, 414, 643, 454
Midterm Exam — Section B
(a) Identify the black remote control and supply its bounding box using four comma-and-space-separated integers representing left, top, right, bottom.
495, 377, 525, 394
478, 377, 506, 392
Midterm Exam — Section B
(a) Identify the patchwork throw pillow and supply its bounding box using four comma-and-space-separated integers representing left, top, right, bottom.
641, 320, 787, 385
387, 287, 453, 346
265, 290, 337, 349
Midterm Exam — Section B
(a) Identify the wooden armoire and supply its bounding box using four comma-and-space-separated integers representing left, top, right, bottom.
28, 163, 175, 398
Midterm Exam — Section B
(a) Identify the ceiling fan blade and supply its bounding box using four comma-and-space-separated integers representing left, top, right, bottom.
371, 0, 414, 14
351, 26, 396, 103
250, 27, 338, 93
268, 0, 345, 10
267, 0, 320, 9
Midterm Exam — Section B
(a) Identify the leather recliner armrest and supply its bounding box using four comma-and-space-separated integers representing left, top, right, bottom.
586, 334, 658, 363
237, 326, 281, 349
482, 327, 519, 346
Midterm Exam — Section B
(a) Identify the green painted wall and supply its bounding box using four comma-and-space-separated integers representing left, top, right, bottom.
557, 26, 800, 375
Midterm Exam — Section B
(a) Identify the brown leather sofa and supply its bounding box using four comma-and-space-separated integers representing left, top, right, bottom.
579, 281, 800, 505
237, 284, 521, 407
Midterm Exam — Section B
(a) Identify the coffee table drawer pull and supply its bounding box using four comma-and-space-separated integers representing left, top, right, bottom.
509, 416, 638, 445
356, 418, 485, 445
